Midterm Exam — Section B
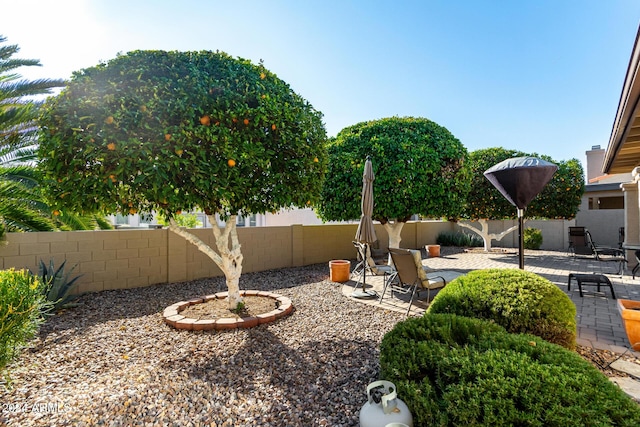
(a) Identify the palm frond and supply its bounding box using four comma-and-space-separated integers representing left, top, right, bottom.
94, 215, 114, 230
0, 202, 55, 232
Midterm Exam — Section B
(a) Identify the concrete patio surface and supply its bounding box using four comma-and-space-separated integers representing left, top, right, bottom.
341, 248, 640, 358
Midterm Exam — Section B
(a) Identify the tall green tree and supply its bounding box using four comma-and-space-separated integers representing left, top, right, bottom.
38, 50, 327, 309
0, 35, 65, 238
317, 117, 469, 253
459, 147, 584, 250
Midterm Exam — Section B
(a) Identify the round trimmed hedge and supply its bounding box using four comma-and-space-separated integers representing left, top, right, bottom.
380, 314, 640, 426
427, 269, 576, 348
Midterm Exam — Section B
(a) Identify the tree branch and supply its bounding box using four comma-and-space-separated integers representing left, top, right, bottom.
168, 218, 223, 267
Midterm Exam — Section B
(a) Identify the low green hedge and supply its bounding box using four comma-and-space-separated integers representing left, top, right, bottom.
524, 227, 543, 250
380, 314, 640, 426
427, 269, 576, 349
436, 230, 483, 247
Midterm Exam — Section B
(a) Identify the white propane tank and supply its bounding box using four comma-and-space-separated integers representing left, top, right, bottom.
359, 380, 413, 427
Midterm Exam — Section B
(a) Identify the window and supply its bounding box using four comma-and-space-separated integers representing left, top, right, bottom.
588, 196, 624, 210
115, 213, 129, 225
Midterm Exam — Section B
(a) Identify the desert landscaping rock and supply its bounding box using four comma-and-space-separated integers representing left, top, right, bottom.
3, 251, 639, 426
1, 263, 404, 426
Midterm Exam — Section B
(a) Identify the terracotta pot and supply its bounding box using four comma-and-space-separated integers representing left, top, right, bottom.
617, 299, 640, 350
329, 260, 350, 283
426, 245, 441, 258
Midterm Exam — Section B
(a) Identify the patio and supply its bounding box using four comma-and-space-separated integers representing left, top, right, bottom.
344, 247, 640, 355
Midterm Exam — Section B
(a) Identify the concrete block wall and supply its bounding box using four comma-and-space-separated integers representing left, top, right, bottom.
0, 230, 168, 294
0, 219, 571, 294
455, 219, 575, 251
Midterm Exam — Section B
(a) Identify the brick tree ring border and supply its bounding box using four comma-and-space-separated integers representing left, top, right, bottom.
163, 290, 294, 331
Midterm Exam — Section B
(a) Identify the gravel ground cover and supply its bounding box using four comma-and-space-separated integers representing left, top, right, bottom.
1, 263, 404, 426
2, 249, 639, 426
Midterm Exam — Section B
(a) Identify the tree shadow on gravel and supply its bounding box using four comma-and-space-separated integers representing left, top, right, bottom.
184, 327, 377, 426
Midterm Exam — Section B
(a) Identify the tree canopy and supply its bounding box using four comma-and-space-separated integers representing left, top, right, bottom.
317, 116, 469, 223
38, 50, 327, 220
463, 147, 584, 220
37, 49, 327, 308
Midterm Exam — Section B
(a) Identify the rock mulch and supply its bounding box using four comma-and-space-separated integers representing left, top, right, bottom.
3, 251, 640, 425
1, 263, 404, 426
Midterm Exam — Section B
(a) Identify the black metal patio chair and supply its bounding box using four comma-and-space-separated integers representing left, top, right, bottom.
569, 227, 627, 274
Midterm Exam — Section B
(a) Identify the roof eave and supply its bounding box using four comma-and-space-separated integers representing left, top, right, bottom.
603, 24, 640, 174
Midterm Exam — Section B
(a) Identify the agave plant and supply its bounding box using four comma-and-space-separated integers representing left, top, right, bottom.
38, 259, 82, 312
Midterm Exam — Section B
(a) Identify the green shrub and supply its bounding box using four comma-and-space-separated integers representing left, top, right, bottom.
38, 259, 81, 312
427, 269, 576, 348
380, 314, 640, 426
155, 212, 202, 228
0, 269, 49, 373
436, 230, 483, 247
524, 227, 543, 250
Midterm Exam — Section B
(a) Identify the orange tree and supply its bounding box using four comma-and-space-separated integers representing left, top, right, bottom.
316, 117, 469, 253
37, 50, 327, 308
459, 147, 584, 250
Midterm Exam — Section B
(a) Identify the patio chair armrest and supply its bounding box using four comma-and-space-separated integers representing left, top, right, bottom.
596, 247, 625, 257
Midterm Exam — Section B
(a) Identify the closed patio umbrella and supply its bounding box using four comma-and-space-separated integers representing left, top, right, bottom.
484, 156, 557, 269
352, 156, 378, 298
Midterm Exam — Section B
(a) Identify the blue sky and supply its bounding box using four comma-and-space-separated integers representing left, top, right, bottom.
2, 1, 640, 168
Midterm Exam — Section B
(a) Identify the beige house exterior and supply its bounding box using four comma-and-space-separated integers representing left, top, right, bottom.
575, 145, 630, 247
603, 24, 640, 259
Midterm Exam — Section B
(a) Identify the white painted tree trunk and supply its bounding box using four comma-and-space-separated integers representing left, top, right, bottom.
169, 214, 244, 310
383, 220, 405, 264
458, 219, 520, 252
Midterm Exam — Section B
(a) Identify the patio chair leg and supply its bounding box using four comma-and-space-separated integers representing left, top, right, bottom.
379, 276, 390, 304
405, 283, 419, 316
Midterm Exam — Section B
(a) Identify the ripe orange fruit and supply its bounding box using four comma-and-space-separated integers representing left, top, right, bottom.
232, 118, 238, 123
105, 116, 114, 124
140, 105, 147, 112
243, 118, 249, 125
129, 208, 137, 215
175, 149, 183, 156
261, 94, 266, 99
109, 174, 116, 182
53, 210, 60, 216
107, 142, 116, 151
200, 115, 211, 126
228, 159, 236, 167
260, 72, 266, 80
176, 210, 182, 215
313, 157, 319, 163
165, 134, 171, 141
271, 124, 276, 131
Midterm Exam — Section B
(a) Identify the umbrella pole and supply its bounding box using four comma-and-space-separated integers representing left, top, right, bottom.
518, 208, 524, 269
362, 243, 367, 292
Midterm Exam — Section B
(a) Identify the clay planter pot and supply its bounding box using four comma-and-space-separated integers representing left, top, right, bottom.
426, 244, 441, 258
329, 260, 351, 283
617, 299, 640, 350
